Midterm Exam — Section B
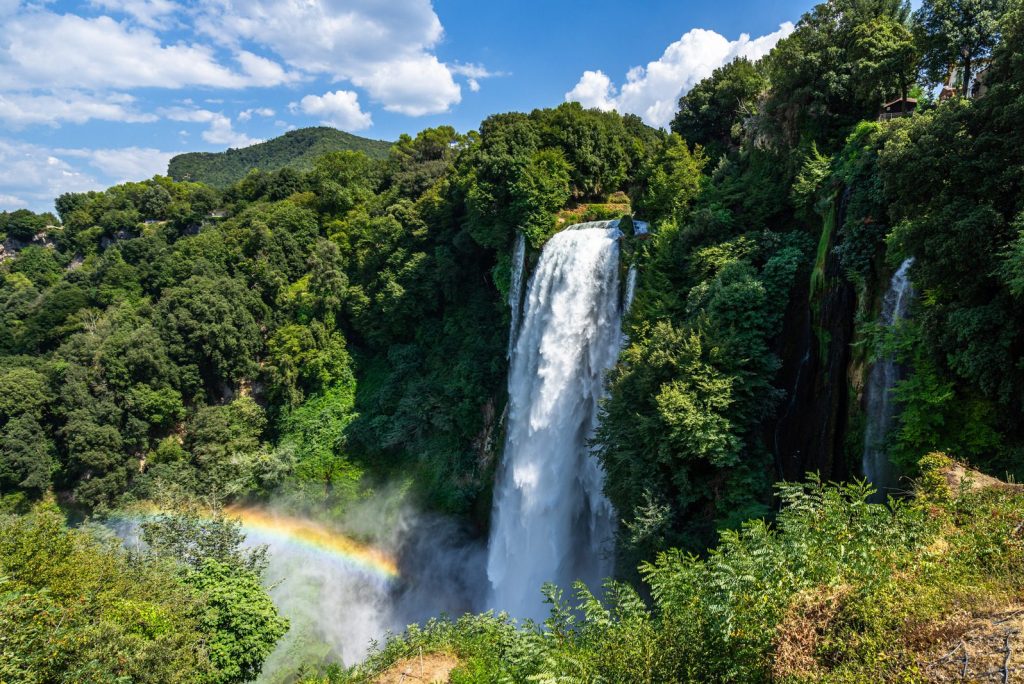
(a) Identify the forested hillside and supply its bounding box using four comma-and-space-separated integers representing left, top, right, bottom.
2, 0, 1024, 680
167, 127, 392, 188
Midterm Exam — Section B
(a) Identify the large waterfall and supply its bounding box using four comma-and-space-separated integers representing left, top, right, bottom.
862, 257, 915, 497
486, 221, 624, 621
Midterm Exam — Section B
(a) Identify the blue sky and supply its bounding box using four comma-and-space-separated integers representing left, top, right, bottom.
0, 0, 817, 211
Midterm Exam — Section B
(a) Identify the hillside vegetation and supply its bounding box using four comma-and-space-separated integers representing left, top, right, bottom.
167, 127, 392, 188
2, 0, 1023, 680
308, 455, 1024, 683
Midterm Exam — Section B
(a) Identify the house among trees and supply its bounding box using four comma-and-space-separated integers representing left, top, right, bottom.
939, 60, 992, 100
878, 97, 917, 121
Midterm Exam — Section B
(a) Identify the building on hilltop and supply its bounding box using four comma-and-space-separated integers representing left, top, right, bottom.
878, 97, 917, 121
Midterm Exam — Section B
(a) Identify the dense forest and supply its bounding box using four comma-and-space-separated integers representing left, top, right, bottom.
2, 0, 1024, 681
168, 127, 392, 188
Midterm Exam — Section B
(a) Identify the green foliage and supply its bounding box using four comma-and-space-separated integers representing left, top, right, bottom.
188, 558, 289, 684
141, 506, 269, 574
0, 502, 214, 683
671, 57, 768, 161
168, 127, 392, 188
633, 133, 707, 222
186, 397, 278, 498
308, 472, 1024, 683
156, 275, 265, 391
872, 35, 1024, 477
597, 227, 806, 564
764, 0, 913, 148
914, 0, 1008, 93
851, 15, 919, 104
0, 208, 56, 242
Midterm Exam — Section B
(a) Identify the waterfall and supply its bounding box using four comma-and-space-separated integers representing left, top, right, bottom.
862, 257, 915, 498
487, 221, 624, 621
623, 264, 638, 316
507, 231, 527, 358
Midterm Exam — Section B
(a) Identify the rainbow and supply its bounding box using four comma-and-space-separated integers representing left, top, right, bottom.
226, 505, 399, 581
112, 504, 399, 582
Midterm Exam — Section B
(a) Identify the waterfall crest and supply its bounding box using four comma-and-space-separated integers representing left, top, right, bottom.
862, 257, 915, 497
487, 222, 623, 621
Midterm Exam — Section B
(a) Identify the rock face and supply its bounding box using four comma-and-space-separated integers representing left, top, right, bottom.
938, 460, 1024, 495
0, 230, 57, 262
773, 201, 856, 482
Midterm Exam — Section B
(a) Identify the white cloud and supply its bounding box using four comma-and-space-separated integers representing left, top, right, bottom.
0, 193, 27, 209
564, 70, 617, 111
566, 22, 794, 128
0, 91, 157, 126
0, 0, 488, 131
90, 0, 180, 30
0, 138, 183, 210
163, 107, 262, 148
0, 11, 295, 91
59, 146, 177, 183
0, 139, 102, 210
193, 0, 443, 74
237, 107, 275, 122
450, 62, 504, 93
351, 55, 460, 116
193, 0, 465, 115
293, 90, 372, 130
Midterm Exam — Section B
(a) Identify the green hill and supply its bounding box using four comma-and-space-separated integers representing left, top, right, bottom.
167, 126, 392, 188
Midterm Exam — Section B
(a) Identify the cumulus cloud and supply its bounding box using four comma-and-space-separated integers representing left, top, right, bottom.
292, 90, 372, 131
59, 146, 177, 184
564, 71, 617, 111
0, 138, 181, 210
1, 0, 493, 133
163, 107, 262, 148
566, 22, 794, 128
0, 12, 296, 92
0, 91, 157, 126
351, 55, 460, 116
237, 107, 275, 123
0, 139, 102, 210
194, 0, 465, 115
90, 0, 181, 29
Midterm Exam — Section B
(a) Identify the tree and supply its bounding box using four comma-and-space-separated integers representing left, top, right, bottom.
141, 509, 286, 684
914, 0, 1008, 95
156, 276, 265, 390
308, 151, 379, 216
634, 134, 707, 223
764, 0, 912, 147
187, 559, 289, 684
851, 16, 919, 107
186, 397, 275, 497
0, 415, 56, 495
0, 503, 215, 683
671, 58, 767, 160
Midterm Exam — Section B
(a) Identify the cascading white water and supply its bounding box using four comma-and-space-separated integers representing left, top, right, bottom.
487, 221, 624, 622
862, 257, 915, 497
623, 265, 638, 317
507, 231, 527, 359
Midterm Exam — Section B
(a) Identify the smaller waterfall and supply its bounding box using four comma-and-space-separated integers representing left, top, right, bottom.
507, 231, 527, 358
862, 257, 915, 497
623, 265, 638, 315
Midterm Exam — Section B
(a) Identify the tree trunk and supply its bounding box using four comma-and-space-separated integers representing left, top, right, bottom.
962, 57, 973, 97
